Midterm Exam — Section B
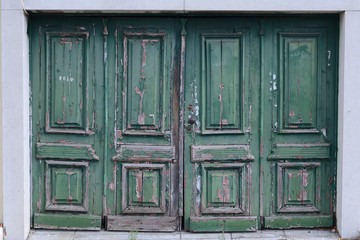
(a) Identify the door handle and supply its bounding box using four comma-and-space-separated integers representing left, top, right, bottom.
188, 116, 196, 125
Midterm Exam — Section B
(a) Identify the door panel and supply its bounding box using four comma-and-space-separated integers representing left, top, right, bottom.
261, 17, 338, 228
31, 17, 104, 230
105, 18, 180, 231
183, 18, 260, 232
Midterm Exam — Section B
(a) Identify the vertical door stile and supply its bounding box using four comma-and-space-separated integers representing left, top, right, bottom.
102, 18, 109, 217
178, 18, 187, 218
259, 18, 265, 227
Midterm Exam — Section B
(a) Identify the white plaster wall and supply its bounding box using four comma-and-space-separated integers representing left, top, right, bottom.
1, 1, 30, 239
1, 0, 360, 239
22, 0, 360, 12
337, 11, 360, 239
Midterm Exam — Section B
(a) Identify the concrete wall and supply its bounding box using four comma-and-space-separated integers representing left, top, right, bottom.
1, 1, 30, 240
0, 0, 359, 239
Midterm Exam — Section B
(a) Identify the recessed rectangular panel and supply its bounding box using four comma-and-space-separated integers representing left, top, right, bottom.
123, 34, 165, 135
45, 160, 89, 212
201, 163, 247, 214
277, 162, 320, 213
52, 168, 82, 205
121, 163, 167, 214
279, 34, 321, 133
191, 145, 254, 162
207, 170, 237, 206
128, 170, 160, 207
46, 32, 89, 134
201, 34, 243, 133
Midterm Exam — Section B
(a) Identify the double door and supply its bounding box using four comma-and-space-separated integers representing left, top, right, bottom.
30, 16, 338, 231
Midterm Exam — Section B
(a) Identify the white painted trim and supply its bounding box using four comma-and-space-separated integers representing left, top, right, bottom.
337, 11, 360, 239
1, 2, 30, 240
18, 0, 360, 12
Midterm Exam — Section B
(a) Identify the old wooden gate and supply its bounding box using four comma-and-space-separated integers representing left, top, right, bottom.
30, 16, 338, 231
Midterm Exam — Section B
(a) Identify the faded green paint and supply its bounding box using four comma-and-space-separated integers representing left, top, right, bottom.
202, 36, 242, 131
262, 16, 338, 229
184, 18, 259, 232
34, 213, 101, 230
190, 217, 257, 232
30, 16, 338, 231
264, 215, 333, 229
184, 16, 337, 232
31, 17, 104, 229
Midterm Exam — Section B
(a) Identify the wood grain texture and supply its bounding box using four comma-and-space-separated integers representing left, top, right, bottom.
106, 216, 177, 231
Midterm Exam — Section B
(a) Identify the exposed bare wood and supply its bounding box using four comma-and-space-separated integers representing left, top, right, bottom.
121, 163, 167, 214
106, 216, 177, 231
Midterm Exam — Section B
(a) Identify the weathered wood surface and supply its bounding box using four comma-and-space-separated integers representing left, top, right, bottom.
106, 216, 177, 231
34, 213, 101, 230
190, 216, 257, 232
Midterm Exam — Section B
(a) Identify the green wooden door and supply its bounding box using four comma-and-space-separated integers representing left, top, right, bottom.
183, 16, 338, 232
183, 18, 261, 232
30, 16, 181, 231
30, 17, 105, 229
30, 16, 338, 232
261, 16, 338, 229
104, 18, 181, 231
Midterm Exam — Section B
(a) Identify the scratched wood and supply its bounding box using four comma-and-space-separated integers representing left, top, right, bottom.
107, 216, 177, 231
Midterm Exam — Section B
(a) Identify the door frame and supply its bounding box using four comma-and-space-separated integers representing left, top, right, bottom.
5, 9, 357, 239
